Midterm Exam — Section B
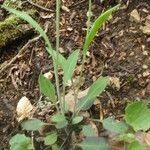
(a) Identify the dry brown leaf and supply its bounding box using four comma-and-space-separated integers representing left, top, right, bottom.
65, 88, 89, 112
130, 9, 140, 22
44, 71, 53, 80
16, 96, 34, 122
142, 15, 150, 35
109, 77, 120, 90
135, 132, 150, 148
144, 132, 150, 148
89, 121, 99, 137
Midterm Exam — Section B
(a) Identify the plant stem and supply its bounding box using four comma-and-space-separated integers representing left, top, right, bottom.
55, 0, 63, 114
74, 0, 92, 116
71, 78, 78, 117
62, 83, 66, 113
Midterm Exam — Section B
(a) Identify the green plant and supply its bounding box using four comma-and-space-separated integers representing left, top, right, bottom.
101, 101, 150, 150
4, 1, 150, 150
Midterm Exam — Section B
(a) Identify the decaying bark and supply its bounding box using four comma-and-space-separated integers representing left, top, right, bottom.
0, 10, 36, 50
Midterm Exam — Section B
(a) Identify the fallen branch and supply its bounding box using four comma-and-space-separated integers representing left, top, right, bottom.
26, 0, 54, 12
0, 35, 40, 75
0, 21, 50, 75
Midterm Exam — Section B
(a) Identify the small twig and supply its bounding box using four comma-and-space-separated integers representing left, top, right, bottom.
105, 91, 115, 108
0, 35, 40, 75
26, 0, 54, 12
0, 21, 50, 76
68, 0, 86, 8
60, 130, 72, 150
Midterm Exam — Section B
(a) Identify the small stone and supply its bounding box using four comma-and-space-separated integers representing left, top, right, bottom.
142, 25, 150, 35
61, 5, 70, 12
142, 15, 150, 35
147, 38, 150, 42
143, 71, 150, 77
142, 51, 148, 56
137, 74, 142, 78
44, 71, 53, 80
129, 52, 134, 56
142, 65, 148, 69
130, 9, 140, 22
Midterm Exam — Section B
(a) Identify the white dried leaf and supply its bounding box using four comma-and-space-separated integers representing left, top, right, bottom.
109, 77, 120, 90
44, 71, 53, 80
16, 96, 34, 122
130, 9, 140, 22
61, 5, 70, 12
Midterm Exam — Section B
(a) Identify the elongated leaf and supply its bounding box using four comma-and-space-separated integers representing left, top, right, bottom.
21, 118, 45, 131
3, 5, 53, 52
46, 47, 67, 69
72, 116, 83, 125
76, 77, 108, 112
9, 134, 33, 150
125, 101, 150, 131
102, 117, 128, 134
63, 49, 80, 84
77, 137, 108, 150
44, 132, 58, 146
83, 5, 120, 54
38, 74, 56, 102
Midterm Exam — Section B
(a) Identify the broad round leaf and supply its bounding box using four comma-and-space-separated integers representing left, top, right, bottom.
51, 113, 68, 128
82, 125, 97, 137
9, 134, 33, 150
125, 102, 150, 131
51, 114, 67, 123
21, 118, 45, 131
118, 133, 135, 143
102, 117, 128, 134
77, 137, 108, 150
128, 141, 148, 150
44, 132, 58, 146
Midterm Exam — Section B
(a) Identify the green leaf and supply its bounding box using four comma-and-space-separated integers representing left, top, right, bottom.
118, 133, 136, 143
55, 121, 68, 129
102, 117, 128, 134
125, 101, 150, 131
76, 77, 108, 112
38, 74, 56, 102
72, 116, 83, 125
51, 113, 68, 128
128, 141, 148, 150
44, 132, 58, 146
3, 5, 53, 52
77, 137, 108, 150
9, 134, 33, 150
82, 125, 97, 137
83, 5, 120, 54
51, 114, 67, 123
63, 49, 80, 83
21, 118, 45, 131
46, 47, 67, 69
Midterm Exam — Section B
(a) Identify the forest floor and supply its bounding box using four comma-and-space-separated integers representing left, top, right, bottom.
0, 0, 150, 149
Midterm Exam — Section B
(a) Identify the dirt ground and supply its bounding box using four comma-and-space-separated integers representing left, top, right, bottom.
0, 0, 150, 149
